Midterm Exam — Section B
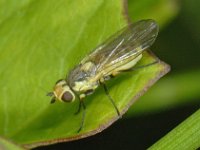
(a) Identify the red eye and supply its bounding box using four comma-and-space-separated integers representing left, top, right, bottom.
61, 91, 73, 102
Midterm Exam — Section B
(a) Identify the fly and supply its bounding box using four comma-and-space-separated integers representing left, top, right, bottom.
47, 19, 159, 132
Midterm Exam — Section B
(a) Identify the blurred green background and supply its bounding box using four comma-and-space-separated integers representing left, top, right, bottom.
34, 0, 200, 149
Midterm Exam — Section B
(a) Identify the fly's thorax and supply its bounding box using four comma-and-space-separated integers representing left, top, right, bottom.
81, 61, 96, 72
72, 80, 98, 94
53, 79, 75, 102
67, 61, 98, 93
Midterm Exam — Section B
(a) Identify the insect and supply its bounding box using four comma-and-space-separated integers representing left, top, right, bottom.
47, 19, 159, 132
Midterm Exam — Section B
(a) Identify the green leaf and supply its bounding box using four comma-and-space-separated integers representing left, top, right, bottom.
0, 137, 24, 150
149, 109, 200, 150
0, 0, 169, 148
127, 70, 200, 116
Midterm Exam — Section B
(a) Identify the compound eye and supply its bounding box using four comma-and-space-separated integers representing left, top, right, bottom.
61, 91, 74, 102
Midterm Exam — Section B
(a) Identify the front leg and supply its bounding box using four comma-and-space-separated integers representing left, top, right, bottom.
77, 99, 86, 133
74, 95, 86, 133
74, 100, 82, 115
74, 94, 85, 115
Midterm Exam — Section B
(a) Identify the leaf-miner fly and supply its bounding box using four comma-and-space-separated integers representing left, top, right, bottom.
47, 19, 159, 132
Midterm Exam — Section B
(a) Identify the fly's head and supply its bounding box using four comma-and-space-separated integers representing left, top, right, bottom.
47, 79, 76, 104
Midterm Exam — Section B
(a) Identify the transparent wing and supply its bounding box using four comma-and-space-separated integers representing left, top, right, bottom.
81, 19, 159, 74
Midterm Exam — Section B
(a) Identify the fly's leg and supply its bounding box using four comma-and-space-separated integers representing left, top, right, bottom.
74, 100, 82, 115
74, 102, 81, 115
76, 99, 86, 133
74, 93, 86, 115
100, 81, 120, 117
120, 60, 159, 72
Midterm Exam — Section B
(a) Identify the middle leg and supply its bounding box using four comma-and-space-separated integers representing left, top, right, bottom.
100, 80, 120, 116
